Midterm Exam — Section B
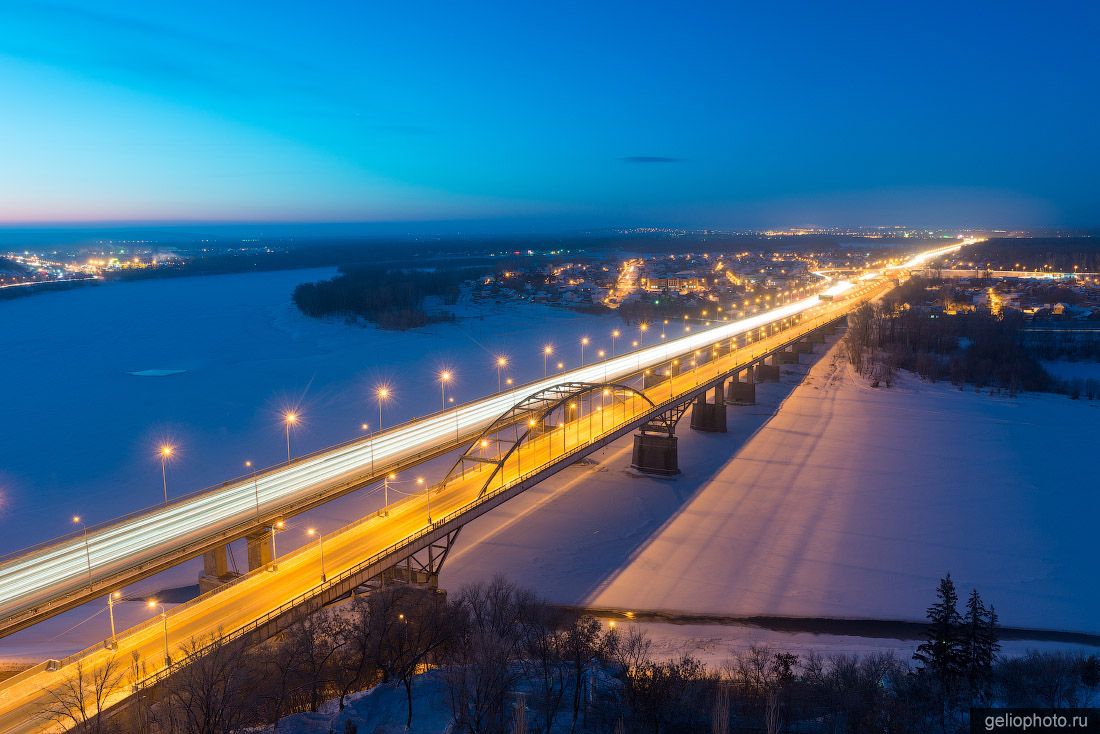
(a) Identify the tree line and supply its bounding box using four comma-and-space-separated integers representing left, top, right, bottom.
292, 266, 480, 330
843, 282, 1053, 393
962, 237, 1100, 274
44, 576, 1100, 734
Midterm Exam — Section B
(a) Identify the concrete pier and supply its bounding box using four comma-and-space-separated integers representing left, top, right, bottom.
246, 529, 274, 572
199, 544, 239, 593
689, 396, 727, 432
756, 362, 781, 381
631, 433, 679, 475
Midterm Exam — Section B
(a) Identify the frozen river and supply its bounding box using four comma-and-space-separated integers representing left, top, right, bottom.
0, 268, 619, 556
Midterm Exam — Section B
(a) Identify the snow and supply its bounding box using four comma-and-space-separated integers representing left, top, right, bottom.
1043, 359, 1100, 381
443, 341, 1100, 640
262, 670, 454, 734
2, 268, 1096, 665
0, 268, 619, 660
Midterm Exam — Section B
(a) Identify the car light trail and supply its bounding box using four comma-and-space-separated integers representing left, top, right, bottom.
0, 241, 969, 628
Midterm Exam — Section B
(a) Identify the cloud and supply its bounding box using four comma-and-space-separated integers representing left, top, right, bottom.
622, 156, 681, 163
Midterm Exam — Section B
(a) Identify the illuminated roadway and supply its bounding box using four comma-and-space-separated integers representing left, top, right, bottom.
0, 241, 968, 732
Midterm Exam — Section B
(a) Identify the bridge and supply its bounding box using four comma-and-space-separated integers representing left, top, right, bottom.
0, 242, 967, 732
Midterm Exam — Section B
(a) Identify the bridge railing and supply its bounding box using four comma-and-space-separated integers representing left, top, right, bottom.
127, 298, 869, 691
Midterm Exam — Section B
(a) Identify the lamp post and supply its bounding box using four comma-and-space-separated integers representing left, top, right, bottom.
148, 600, 170, 668
611, 329, 620, 356
383, 473, 396, 515
72, 515, 92, 580
639, 322, 648, 346
270, 520, 283, 571
283, 412, 298, 463
580, 337, 589, 366
106, 591, 121, 647
159, 444, 174, 504
361, 423, 376, 476
375, 385, 391, 430
439, 370, 452, 412
542, 345, 553, 377
307, 528, 326, 583
246, 460, 259, 520
495, 356, 508, 392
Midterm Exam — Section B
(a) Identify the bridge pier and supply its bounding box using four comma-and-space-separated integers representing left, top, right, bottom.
778, 348, 798, 364
809, 329, 826, 344
631, 432, 679, 475
794, 339, 814, 355
689, 385, 727, 432
246, 529, 275, 572
726, 369, 756, 404
199, 544, 239, 594
756, 361, 781, 381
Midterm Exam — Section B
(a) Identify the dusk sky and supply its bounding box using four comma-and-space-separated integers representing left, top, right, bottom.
1, 1, 1097, 230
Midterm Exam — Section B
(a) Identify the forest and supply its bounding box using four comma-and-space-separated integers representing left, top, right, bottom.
292, 265, 480, 330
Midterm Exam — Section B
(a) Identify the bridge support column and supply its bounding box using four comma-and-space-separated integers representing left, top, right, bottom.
778, 348, 798, 364
199, 544, 238, 594
795, 339, 814, 355
809, 329, 826, 344
631, 432, 679, 475
246, 530, 274, 572
689, 387, 727, 432
726, 370, 756, 404
756, 361, 781, 381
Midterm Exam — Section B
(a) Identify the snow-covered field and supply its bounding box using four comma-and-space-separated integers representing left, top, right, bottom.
1043, 359, 1100, 381
2, 269, 1096, 664
443, 341, 1100, 649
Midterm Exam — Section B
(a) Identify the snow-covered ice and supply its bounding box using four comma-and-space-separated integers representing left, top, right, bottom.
444, 342, 1100, 638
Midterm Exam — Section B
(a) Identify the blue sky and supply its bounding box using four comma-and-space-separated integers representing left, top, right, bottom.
0, 1, 1097, 230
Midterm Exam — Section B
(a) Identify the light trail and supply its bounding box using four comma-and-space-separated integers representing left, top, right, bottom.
0, 240, 969, 631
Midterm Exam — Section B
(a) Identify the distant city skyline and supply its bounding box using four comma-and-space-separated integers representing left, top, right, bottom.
1, 1, 1097, 229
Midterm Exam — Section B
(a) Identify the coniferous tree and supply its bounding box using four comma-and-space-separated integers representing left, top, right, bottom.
914, 574, 965, 718
962, 589, 1000, 704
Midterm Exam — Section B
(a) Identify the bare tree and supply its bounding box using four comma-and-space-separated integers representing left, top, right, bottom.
711, 681, 731, 734
286, 611, 345, 713
518, 600, 569, 734
332, 598, 381, 710
563, 615, 602, 734
445, 577, 529, 734
40, 656, 126, 734
153, 632, 257, 734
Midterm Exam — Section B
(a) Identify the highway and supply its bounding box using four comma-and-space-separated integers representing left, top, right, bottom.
0, 242, 967, 731
0, 242, 965, 636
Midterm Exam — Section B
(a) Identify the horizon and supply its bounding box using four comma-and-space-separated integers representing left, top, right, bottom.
2, 1, 1098, 230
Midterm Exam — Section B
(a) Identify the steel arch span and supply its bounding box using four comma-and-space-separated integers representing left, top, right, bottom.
440, 381, 664, 500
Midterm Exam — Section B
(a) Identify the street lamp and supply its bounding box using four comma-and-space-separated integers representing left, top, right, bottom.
382, 472, 396, 515
439, 370, 452, 412
542, 345, 553, 377
245, 460, 260, 520
611, 329, 620, 356
105, 591, 122, 648
307, 528, 326, 583
639, 322, 649, 346
269, 520, 284, 571
148, 600, 170, 668
361, 422, 376, 476
72, 515, 92, 580
495, 356, 508, 392
158, 444, 174, 504
375, 385, 391, 430
283, 412, 299, 463
580, 336, 589, 366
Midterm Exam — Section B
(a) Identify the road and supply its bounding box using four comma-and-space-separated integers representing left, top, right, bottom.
0, 241, 969, 731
